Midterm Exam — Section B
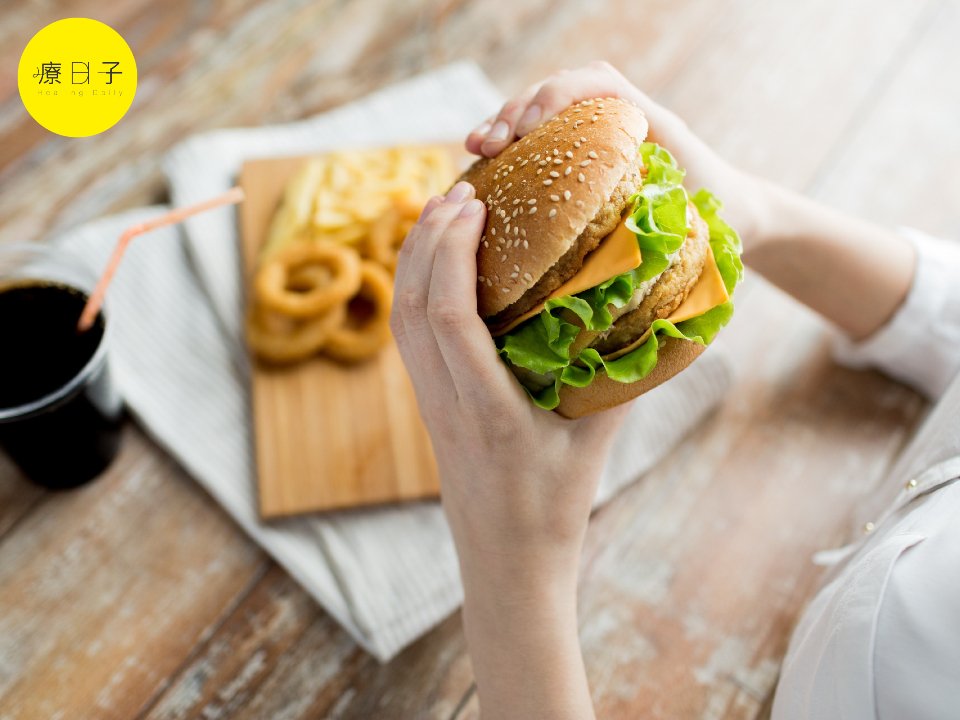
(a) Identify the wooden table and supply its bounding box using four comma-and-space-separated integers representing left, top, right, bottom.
1, 1, 957, 717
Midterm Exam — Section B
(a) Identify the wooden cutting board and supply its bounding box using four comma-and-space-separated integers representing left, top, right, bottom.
239, 150, 466, 518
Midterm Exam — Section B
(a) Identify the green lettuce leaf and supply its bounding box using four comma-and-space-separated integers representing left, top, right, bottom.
496, 142, 744, 410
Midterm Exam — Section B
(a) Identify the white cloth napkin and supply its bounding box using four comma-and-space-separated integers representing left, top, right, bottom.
52, 63, 733, 661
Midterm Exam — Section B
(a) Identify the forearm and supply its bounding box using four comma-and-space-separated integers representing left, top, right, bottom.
743, 177, 916, 340
461, 571, 594, 720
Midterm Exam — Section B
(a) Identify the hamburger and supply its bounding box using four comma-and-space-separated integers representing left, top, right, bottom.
461, 98, 743, 418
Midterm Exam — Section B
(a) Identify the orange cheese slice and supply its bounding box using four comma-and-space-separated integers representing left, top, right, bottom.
492, 220, 642, 335
602, 242, 729, 361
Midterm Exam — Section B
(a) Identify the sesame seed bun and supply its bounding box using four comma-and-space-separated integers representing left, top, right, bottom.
462, 98, 648, 323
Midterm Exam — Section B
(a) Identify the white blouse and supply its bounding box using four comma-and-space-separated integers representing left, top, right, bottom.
772, 229, 960, 719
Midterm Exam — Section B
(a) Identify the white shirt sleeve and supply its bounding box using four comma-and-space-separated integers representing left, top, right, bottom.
832, 228, 960, 399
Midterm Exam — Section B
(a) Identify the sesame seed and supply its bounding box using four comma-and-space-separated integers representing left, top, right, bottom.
533, 154, 541, 161
483, 240, 489, 248
529, 206, 538, 214
580, 136, 587, 143
592, 115, 599, 122
505, 224, 510, 234
523, 272, 533, 281
543, 179, 553, 186
578, 172, 585, 182
502, 287, 510, 293
491, 227, 497, 235
563, 190, 571, 200
486, 278, 492, 287
574, 120, 583, 128
550, 194, 560, 202
573, 141, 581, 148
564, 166, 572, 176
513, 198, 520, 205
580, 160, 591, 167
496, 188, 502, 197
520, 159, 528, 166
553, 149, 559, 156
527, 198, 537, 205
506, 183, 513, 190
549, 171, 560, 178
508, 165, 514, 171
501, 254, 507, 262
553, 158, 562, 165
582, 99, 593, 106
510, 272, 518, 279
513, 264, 519, 271
514, 226, 519, 236
565, 151, 573, 159
588, 151, 599, 159
512, 208, 519, 217
548, 208, 557, 218
538, 159, 548, 166
523, 240, 529, 249
520, 228, 527, 236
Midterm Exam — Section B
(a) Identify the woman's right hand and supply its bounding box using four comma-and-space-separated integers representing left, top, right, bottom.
466, 61, 766, 247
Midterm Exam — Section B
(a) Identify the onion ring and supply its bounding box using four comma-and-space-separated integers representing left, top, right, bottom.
246, 302, 346, 365
323, 261, 394, 363
361, 203, 420, 273
255, 240, 361, 318
362, 207, 399, 269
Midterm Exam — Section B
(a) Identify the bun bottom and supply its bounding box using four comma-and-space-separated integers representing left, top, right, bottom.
554, 337, 705, 418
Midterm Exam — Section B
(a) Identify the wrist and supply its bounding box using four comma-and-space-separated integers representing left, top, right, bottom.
456, 535, 583, 605
461, 570, 591, 720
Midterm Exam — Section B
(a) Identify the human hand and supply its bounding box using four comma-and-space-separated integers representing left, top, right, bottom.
466, 60, 766, 246
392, 179, 627, 718
391, 180, 629, 596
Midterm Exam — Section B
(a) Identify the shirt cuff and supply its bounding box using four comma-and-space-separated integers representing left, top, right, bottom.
832, 228, 960, 399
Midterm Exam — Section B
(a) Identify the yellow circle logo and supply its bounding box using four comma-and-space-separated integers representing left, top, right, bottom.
18, 18, 137, 138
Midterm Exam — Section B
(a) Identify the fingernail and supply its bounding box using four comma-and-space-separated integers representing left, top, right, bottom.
445, 181, 473, 203
458, 199, 482, 217
517, 104, 541, 133
471, 121, 492, 137
487, 120, 509, 141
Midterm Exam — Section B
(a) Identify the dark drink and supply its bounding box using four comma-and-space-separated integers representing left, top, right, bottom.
0, 275, 123, 489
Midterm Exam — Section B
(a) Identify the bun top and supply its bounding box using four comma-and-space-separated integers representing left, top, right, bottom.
462, 98, 648, 319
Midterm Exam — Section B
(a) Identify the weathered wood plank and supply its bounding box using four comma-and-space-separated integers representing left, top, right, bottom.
0, 428, 268, 719
810, 0, 960, 234
138, 566, 473, 720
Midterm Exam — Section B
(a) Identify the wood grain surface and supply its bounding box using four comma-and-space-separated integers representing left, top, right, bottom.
1, 0, 958, 718
239, 156, 440, 517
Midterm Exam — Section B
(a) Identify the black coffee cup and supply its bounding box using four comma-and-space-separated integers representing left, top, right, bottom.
0, 244, 123, 489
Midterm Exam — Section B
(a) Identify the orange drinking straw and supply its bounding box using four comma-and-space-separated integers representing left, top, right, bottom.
77, 186, 246, 332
